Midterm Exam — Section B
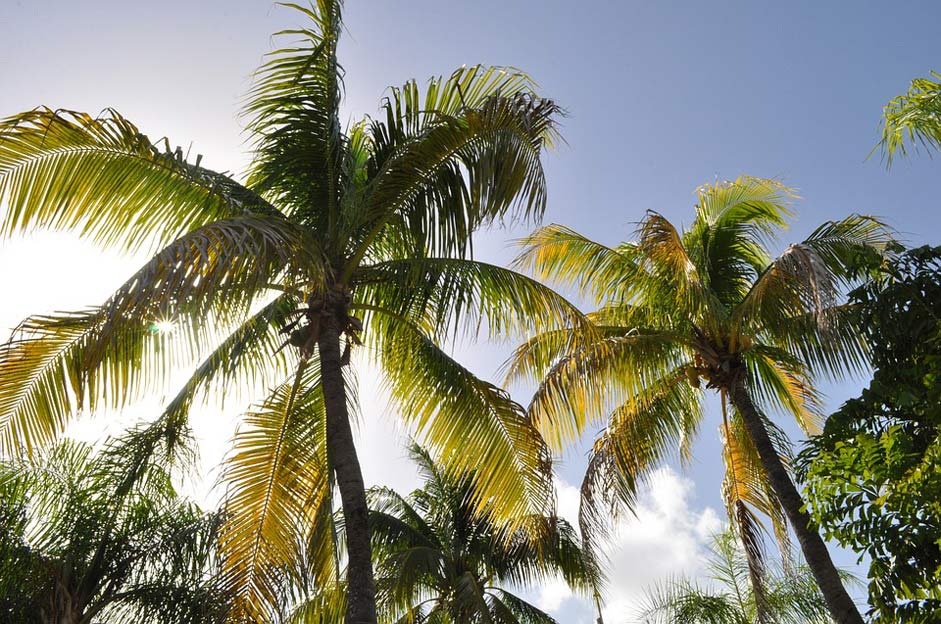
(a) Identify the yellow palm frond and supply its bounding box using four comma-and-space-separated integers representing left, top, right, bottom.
373, 313, 553, 530
720, 411, 791, 567
512, 224, 637, 303
0, 108, 278, 254
579, 373, 702, 582
526, 330, 688, 451
356, 257, 589, 344
219, 360, 336, 623
746, 349, 823, 435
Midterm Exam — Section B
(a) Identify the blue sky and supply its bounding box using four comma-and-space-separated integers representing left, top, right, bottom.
1, 1, 939, 621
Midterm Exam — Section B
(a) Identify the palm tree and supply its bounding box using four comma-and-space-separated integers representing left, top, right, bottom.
506, 176, 891, 624
0, 429, 225, 624
637, 529, 840, 624
0, 2, 578, 621
879, 70, 941, 165
363, 444, 593, 623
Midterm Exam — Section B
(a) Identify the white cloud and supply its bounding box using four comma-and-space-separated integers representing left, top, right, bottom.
530, 468, 723, 624
601, 467, 722, 623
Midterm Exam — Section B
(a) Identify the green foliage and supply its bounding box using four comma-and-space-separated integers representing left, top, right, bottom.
798, 245, 941, 622
363, 444, 594, 623
508, 177, 892, 606
0, 430, 226, 623
637, 529, 836, 624
0, 1, 571, 618
879, 71, 941, 165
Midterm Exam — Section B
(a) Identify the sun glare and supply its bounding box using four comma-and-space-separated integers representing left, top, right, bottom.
151, 319, 176, 335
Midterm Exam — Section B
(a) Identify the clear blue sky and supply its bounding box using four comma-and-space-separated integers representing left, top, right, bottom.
1, 1, 938, 621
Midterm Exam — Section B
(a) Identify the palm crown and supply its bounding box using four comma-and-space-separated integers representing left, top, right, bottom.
366, 444, 592, 624
507, 176, 891, 624
0, 433, 223, 624
0, 2, 579, 621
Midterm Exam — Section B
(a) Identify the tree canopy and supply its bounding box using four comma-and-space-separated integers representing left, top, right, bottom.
798, 245, 941, 623
0, 430, 224, 624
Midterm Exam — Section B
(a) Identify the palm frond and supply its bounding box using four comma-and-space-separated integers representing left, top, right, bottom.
372, 314, 553, 528
348, 88, 562, 266
512, 224, 638, 304
243, 0, 345, 228
0, 107, 278, 253
0, 217, 314, 456
526, 329, 688, 451
744, 347, 823, 435
879, 70, 941, 165
158, 293, 301, 443
638, 577, 745, 624
637, 210, 723, 328
487, 588, 558, 624
356, 257, 589, 343
218, 360, 334, 623
579, 373, 702, 582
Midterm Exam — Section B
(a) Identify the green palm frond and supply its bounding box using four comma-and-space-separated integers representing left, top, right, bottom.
512, 223, 638, 303
373, 314, 553, 527
347, 87, 562, 269
379, 65, 542, 136
0, 107, 278, 253
744, 347, 823, 435
365, 445, 585, 624
879, 70, 941, 165
357, 256, 588, 342
0, 435, 225, 624
526, 330, 688, 451
637, 529, 836, 624
243, 1, 344, 225
766, 305, 869, 380
639, 577, 746, 624
799, 215, 893, 285
637, 210, 724, 325
487, 588, 558, 624
218, 360, 334, 623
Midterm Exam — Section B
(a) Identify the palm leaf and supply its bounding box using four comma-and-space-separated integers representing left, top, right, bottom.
0, 107, 278, 253
512, 223, 638, 304
218, 360, 334, 623
356, 257, 588, 343
371, 313, 553, 530
243, 1, 344, 229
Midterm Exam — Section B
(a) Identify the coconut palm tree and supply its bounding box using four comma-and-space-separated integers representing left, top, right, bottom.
364, 444, 594, 623
0, 430, 225, 624
0, 2, 578, 621
506, 176, 891, 624
637, 529, 841, 624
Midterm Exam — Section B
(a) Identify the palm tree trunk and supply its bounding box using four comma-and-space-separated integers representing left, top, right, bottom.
317, 315, 378, 624
727, 379, 863, 624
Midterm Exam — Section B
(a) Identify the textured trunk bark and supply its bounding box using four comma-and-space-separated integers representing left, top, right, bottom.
317, 316, 378, 624
727, 380, 863, 624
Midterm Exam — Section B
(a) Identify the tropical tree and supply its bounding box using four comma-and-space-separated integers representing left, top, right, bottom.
365, 444, 593, 623
637, 529, 839, 624
506, 176, 891, 624
0, 2, 576, 621
798, 245, 941, 622
879, 70, 941, 165
0, 430, 225, 624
